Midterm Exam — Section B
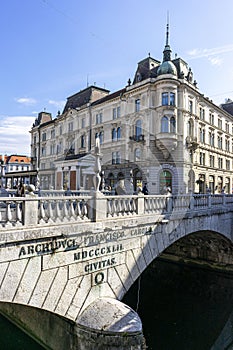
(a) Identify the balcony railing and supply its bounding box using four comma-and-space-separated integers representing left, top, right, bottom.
129, 134, 145, 142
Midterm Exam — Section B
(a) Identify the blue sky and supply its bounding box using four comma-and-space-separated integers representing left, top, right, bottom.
1, 0, 233, 155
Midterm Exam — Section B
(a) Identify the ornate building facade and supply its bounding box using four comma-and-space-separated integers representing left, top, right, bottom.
30, 25, 233, 194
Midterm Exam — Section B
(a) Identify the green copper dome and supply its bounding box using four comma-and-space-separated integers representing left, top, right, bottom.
157, 60, 177, 76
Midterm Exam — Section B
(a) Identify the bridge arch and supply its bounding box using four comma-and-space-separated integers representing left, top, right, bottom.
122, 237, 233, 350
116, 226, 233, 303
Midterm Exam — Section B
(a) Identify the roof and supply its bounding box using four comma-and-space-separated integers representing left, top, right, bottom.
6, 155, 31, 164
91, 88, 127, 106
63, 85, 110, 113
221, 102, 233, 116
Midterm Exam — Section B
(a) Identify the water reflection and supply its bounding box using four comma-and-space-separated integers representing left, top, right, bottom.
123, 259, 233, 350
0, 313, 44, 350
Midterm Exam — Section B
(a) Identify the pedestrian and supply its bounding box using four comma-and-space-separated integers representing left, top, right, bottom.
142, 183, 149, 195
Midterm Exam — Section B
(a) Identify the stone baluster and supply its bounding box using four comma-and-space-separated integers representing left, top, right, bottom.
48, 200, 54, 222
63, 200, 69, 222
55, 200, 62, 223
75, 200, 82, 219
107, 199, 112, 217
15, 201, 22, 225
39, 199, 46, 224
111, 199, 117, 217
5, 201, 13, 227
69, 199, 76, 221
81, 200, 88, 219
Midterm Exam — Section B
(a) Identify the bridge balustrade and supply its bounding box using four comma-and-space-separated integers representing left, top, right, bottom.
0, 193, 232, 229
38, 196, 90, 224
106, 195, 138, 217
144, 195, 167, 214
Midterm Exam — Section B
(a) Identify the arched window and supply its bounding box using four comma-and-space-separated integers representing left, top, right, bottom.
160, 170, 172, 193
134, 148, 141, 161
112, 128, 117, 141
117, 127, 121, 140
135, 120, 142, 137
161, 116, 169, 133
170, 116, 176, 133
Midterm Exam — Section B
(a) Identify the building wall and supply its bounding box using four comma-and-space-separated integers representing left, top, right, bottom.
30, 67, 233, 194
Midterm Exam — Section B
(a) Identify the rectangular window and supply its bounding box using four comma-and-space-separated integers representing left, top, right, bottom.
209, 132, 215, 147
226, 122, 229, 133
226, 159, 230, 170
82, 118, 85, 128
42, 132, 46, 141
225, 139, 230, 152
199, 107, 205, 120
60, 126, 63, 135
81, 135, 85, 148
135, 99, 140, 112
209, 155, 215, 168
112, 151, 121, 164
170, 92, 175, 106
41, 146, 46, 156
217, 135, 222, 149
200, 152, 205, 165
96, 113, 102, 124
209, 113, 214, 125
162, 92, 168, 105
189, 100, 193, 114
50, 144, 55, 155
113, 106, 121, 120
68, 122, 73, 132
51, 129, 55, 139
218, 157, 223, 169
199, 128, 205, 143
113, 108, 117, 120
218, 118, 222, 129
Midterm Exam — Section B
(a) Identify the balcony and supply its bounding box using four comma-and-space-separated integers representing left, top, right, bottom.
129, 134, 145, 142
186, 136, 199, 151
155, 133, 178, 159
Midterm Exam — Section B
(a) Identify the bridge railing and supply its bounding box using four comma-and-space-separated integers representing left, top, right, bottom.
0, 193, 233, 229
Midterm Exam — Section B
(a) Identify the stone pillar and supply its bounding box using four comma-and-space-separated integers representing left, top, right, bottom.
76, 298, 146, 350
136, 194, 144, 215
90, 191, 107, 222
22, 196, 38, 226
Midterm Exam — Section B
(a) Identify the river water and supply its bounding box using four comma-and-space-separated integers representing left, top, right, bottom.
123, 258, 233, 350
1, 258, 233, 349
0, 313, 44, 350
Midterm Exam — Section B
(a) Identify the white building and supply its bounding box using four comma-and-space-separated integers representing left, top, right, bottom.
30, 25, 233, 194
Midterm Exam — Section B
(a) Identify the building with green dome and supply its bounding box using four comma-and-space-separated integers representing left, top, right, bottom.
30, 23, 233, 195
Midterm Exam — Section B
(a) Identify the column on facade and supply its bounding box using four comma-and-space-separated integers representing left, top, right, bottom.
76, 166, 81, 190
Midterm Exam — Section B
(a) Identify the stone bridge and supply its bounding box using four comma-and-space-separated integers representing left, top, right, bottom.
0, 192, 233, 349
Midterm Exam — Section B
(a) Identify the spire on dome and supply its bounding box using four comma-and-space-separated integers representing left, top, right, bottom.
163, 12, 172, 62
157, 14, 177, 77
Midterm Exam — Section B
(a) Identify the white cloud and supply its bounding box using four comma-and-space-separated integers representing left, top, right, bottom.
208, 57, 223, 66
16, 97, 37, 106
48, 99, 65, 111
187, 44, 233, 65
0, 115, 35, 155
